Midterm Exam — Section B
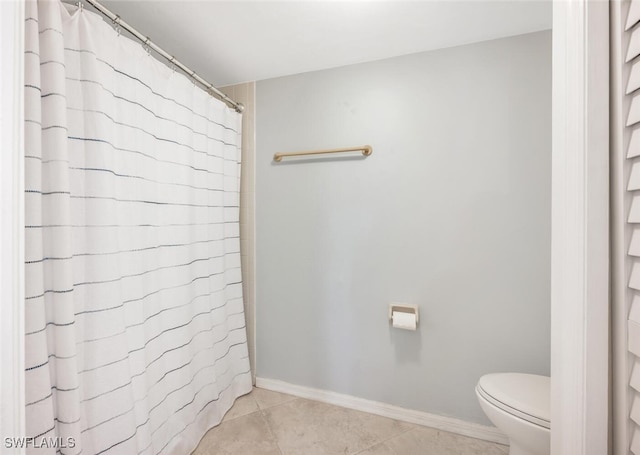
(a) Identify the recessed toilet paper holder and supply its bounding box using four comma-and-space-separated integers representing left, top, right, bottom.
388, 303, 419, 325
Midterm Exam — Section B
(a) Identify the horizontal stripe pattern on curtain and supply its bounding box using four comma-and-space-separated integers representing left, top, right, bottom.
24, 1, 252, 454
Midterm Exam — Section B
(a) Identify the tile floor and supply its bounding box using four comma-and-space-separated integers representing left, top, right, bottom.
193, 388, 509, 455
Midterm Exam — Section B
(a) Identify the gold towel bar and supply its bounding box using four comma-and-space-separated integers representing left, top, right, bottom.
273, 145, 372, 162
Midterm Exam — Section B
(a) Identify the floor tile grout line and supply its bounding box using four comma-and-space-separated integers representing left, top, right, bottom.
350, 425, 417, 455
350, 438, 389, 455
255, 395, 299, 413
218, 389, 298, 423
258, 406, 285, 455
218, 392, 261, 423
343, 399, 420, 455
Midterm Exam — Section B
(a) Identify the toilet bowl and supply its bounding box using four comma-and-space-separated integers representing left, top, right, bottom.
475, 373, 550, 455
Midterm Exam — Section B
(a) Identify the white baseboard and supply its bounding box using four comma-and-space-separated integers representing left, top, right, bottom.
255, 377, 508, 446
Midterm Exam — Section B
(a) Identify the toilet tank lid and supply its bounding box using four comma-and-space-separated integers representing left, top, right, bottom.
477, 373, 550, 424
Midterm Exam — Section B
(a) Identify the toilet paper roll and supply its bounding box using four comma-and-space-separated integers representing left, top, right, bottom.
392, 311, 417, 330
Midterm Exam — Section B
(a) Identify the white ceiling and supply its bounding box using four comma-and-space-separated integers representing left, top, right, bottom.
99, 1, 552, 87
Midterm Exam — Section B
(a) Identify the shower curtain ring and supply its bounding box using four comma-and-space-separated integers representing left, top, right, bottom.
77, 1, 83, 11
169, 57, 176, 73
144, 37, 151, 55
113, 15, 121, 36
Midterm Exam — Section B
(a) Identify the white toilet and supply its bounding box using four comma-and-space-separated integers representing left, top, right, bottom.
475, 373, 550, 455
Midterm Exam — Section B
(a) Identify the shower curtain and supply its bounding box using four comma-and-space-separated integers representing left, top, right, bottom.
23, 1, 252, 453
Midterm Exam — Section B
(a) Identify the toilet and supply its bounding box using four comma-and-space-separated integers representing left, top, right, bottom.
475, 373, 550, 455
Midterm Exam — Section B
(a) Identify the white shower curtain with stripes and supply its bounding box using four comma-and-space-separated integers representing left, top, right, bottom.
24, 1, 252, 453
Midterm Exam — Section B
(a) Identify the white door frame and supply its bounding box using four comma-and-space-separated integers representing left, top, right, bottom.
0, 0, 26, 447
551, 0, 610, 454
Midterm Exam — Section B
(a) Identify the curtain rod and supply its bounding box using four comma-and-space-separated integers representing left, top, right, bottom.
78, 0, 244, 113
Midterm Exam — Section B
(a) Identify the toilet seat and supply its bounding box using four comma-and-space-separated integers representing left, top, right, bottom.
476, 373, 550, 429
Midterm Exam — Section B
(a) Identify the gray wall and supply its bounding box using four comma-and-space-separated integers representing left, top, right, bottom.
255, 31, 551, 425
